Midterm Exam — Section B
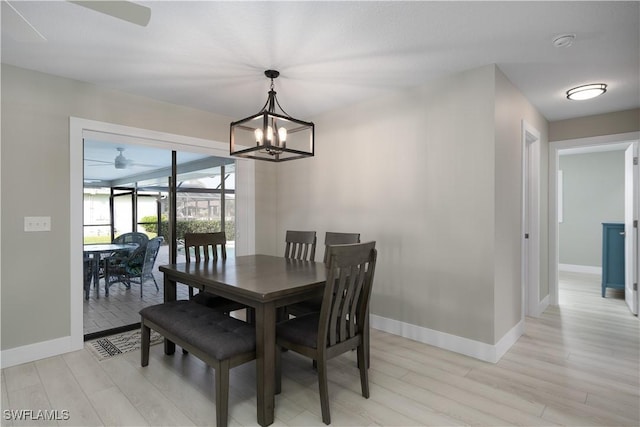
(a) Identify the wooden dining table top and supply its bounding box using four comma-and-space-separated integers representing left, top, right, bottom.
159, 254, 328, 303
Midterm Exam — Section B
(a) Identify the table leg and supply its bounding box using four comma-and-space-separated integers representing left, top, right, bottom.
163, 274, 177, 355
255, 302, 276, 427
92, 254, 100, 299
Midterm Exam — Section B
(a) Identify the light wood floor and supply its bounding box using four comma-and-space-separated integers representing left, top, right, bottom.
3, 272, 638, 426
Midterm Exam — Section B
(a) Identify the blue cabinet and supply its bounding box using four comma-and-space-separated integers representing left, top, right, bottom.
602, 222, 625, 297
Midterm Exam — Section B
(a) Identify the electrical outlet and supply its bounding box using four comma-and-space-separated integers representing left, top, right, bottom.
24, 216, 51, 232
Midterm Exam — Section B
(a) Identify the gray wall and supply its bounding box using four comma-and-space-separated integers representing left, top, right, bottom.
559, 150, 625, 267
1, 64, 236, 350
274, 65, 548, 345
494, 68, 549, 337
549, 109, 640, 142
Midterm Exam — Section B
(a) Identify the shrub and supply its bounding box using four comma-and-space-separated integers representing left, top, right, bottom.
140, 215, 235, 241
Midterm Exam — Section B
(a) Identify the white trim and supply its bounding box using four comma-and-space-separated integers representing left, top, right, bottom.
531, 294, 550, 318
1, 336, 73, 369
522, 121, 541, 318
370, 315, 524, 364
557, 170, 564, 223
558, 264, 602, 275
549, 131, 640, 307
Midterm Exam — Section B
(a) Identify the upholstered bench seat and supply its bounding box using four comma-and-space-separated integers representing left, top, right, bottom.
140, 300, 256, 427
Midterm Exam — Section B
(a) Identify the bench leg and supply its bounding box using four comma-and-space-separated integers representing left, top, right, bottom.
141, 323, 150, 367
216, 359, 230, 427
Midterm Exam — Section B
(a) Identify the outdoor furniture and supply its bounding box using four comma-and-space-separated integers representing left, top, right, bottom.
107, 232, 149, 264
275, 242, 377, 425
104, 236, 163, 297
140, 300, 256, 427
83, 242, 139, 299
83, 256, 93, 300
159, 254, 327, 427
113, 231, 149, 246
185, 232, 247, 314
287, 231, 361, 317
284, 230, 317, 261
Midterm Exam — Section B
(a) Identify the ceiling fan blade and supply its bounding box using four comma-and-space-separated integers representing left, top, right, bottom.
1, 0, 47, 42
85, 158, 112, 164
130, 162, 161, 168
68, 1, 151, 27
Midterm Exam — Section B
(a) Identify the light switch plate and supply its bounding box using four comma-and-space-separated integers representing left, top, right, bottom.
24, 216, 51, 232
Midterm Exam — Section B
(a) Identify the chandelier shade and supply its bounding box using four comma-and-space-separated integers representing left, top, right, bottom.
230, 70, 314, 162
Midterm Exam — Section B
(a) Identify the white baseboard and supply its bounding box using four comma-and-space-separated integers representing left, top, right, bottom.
528, 294, 551, 318
370, 315, 524, 364
1, 336, 81, 369
559, 264, 601, 275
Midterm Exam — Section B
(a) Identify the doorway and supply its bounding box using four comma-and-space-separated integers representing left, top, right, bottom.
70, 118, 256, 349
83, 139, 238, 338
549, 132, 639, 315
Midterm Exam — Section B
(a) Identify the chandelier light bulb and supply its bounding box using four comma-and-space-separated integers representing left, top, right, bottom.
254, 128, 263, 144
278, 127, 287, 143
266, 126, 273, 142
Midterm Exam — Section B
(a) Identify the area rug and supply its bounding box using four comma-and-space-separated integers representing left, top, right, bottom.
87, 329, 163, 361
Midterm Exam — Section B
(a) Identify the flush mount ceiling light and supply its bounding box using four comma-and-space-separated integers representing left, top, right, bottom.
230, 70, 314, 162
553, 34, 576, 48
566, 83, 607, 101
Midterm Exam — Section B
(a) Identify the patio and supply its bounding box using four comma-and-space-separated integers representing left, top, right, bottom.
84, 243, 237, 336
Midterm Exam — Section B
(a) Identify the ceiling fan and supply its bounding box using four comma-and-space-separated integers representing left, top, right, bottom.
2, 0, 151, 42
86, 147, 159, 170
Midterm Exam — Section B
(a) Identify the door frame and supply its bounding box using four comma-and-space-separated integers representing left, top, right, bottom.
624, 141, 638, 314
70, 117, 256, 350
522, 121, 542, 317
548, 131, 639, 307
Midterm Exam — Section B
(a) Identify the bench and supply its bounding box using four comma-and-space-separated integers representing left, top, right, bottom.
140, 300, 256, 427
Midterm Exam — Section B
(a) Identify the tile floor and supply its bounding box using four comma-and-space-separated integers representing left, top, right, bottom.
83, 245, 201, 336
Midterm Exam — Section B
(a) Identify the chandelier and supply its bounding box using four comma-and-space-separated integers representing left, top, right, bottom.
230, 70, 315, 162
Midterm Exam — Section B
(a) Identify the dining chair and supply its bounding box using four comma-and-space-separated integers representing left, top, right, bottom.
284, 230, 317, 261
275, 241, 377, 425
185, 232, 247, 314
287, 231, 362, 318
104, 236, 163, 297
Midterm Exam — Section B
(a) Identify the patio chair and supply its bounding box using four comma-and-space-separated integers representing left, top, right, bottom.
104, 236, 163, 297
98, 232, 150, 278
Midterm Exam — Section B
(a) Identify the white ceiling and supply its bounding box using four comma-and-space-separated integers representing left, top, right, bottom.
2, 1, 638, 126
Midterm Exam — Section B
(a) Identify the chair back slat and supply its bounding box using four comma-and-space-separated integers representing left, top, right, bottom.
284, 230, 316, 261
319, 242, 377, 349
184, 232, 227, 264
346, 263, 366, 338
323, 232, 360, 264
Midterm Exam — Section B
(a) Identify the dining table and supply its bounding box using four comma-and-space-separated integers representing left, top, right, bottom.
83, 243, 139, 299
159, 254, 327, 427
